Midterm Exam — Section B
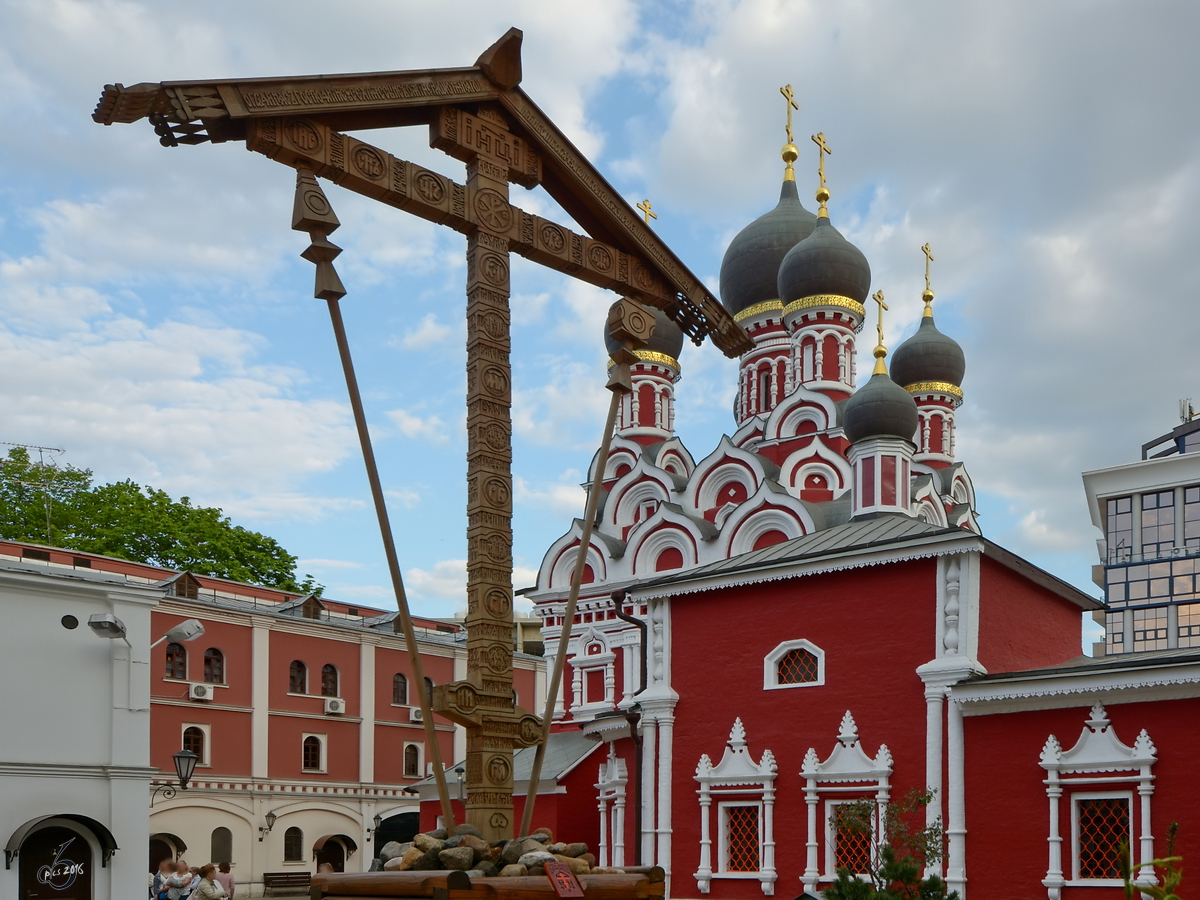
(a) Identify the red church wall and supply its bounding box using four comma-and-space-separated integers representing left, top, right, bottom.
964, 698, 1200, 900
668, 560, 938, 897
976, 555, 1087, 673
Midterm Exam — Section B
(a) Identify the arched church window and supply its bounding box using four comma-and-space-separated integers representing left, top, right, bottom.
764, 639, 825, 690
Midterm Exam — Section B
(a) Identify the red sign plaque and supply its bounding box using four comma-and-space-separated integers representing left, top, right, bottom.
543, 860, 585, 898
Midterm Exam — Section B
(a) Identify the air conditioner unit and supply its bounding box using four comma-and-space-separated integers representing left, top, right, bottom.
324, 697, 346, 715
189, 682, 214, 702
409, 707, 424, 722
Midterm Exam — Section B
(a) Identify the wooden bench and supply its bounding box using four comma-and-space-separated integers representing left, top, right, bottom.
263, 872, 313, 895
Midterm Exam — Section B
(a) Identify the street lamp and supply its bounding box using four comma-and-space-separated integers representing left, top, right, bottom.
367, 814, 383, 844
151, 748, 200, 807
150, 618, 205, 649
454, 766, 465, 803
259, 812, 277, 842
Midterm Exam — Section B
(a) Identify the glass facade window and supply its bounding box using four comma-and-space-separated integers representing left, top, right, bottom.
1186, 486, 1200, 550
1132, 607, 1169, 652
1141, 491, 1175, 559
1106, 496, 1133, 562
1105, 558, 1197, 608
1179, 603, 1200, 648
1106, 611, 1124, 653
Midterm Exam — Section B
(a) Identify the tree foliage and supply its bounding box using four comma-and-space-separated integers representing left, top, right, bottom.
821, 789, 959, 900
0, 447, 320, 593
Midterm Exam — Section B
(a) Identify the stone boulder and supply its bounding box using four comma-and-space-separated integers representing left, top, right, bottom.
518, 851, 556, 868
553, 855, 591, 875
439, 846, 475, 870
397, 846, 426, 871
560, 843, 588, 859
379, 841, 409, 863
453, 823, 484, 838
413, 833, 445, 853
499, 864, 528, 877
499, 841, 524, 866
459, 834, 490, 862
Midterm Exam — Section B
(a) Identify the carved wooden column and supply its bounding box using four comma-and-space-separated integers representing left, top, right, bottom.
431, 105, 542, 842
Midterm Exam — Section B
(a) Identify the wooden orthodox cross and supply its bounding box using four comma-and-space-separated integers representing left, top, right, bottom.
637, 199, 656, 226
93, 28, 751, 841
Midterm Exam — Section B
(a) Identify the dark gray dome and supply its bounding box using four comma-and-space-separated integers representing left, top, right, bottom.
777, 216, 871, 305
718, 179, 817, 315
843, 370, 919, 443
605, 306, 685, 363
889, 313, 965, 389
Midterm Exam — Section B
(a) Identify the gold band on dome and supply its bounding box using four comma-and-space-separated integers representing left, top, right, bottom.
606, 350, 681, 370
905, 381, 964, 399
734, 300, 785, 322
783, 295, 866, 318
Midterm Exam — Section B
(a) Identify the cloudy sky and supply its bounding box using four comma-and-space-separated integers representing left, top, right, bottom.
2, 1, 1198, 646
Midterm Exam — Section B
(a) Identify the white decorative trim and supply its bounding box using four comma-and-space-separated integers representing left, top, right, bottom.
800, 712, 893, 895
635, 534, 983, 601
596, 745, 629, 868
694, 719, 777, 896
763, 639, 825, 690
953, 662, 1200, 710
1039, 705, 1156, 899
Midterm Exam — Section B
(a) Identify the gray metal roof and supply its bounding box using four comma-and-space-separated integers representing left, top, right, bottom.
642, 514, 955, 588
968, 647, 1200, 683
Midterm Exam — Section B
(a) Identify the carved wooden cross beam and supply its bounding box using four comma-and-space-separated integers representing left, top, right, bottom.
92, 28, 751, 843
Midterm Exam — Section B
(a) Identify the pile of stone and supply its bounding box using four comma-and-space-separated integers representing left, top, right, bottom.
377, 825, 624, 877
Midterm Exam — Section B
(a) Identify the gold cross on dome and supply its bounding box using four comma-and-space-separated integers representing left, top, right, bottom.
921, 242, 936, 316
811, 132, 831, 188
780, 84, 799, 144
922, 242, 935, 291
873, 289, 889, 348
637, 199, 657, 226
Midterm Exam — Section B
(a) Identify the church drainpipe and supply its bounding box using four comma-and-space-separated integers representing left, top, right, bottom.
612, 588, 648, 865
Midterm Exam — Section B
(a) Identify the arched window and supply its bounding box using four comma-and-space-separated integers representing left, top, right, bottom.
283, 827, 304, 862
424, 677, 434, 705
203, 648, 224, 684
302, 736, 322, 771
764, 639, 826, 690
392, 673, 408, 705
403, 744, 420, 778
778, 647, 819, 684
210, 827, 232, 865
289, 660, 306, 694
183, 726, 205, 764
165, 643, 186, 680
321, 664, 339, 697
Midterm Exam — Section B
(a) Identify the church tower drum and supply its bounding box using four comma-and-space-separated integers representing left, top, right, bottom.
605, 307, 685, 444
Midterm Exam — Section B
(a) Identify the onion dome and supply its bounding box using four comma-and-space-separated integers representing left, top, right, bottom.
718, 151, 817, 317
842, 294, 918, 443
776, 217, 871, 309
890, 292, 965, 394
605, 306, 685, 368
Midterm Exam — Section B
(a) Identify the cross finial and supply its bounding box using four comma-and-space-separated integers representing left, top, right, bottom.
637, 199, 657, 226
872, 289, 889, 375
780, 84, 799, 145
811, 132, 832, 217
921, 242, 935, 318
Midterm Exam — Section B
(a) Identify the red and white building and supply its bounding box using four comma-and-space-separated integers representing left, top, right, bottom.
0, 540, 544, 891
506, 155, 1200, 899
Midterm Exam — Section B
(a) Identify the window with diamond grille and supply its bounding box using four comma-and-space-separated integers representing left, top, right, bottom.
832, 807, 872, 874
1077, 797, 1129, 879
723, 805, 760, 872
778, 648, 820, 684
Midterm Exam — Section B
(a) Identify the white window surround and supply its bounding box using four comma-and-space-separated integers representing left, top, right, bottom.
1039, 704, 1156, 900
694, 718, 777, 896
717, 800, 763, 875
301, 732, 327, 773
763, 639, 825, 691
824, 798, 874, 880
402, 741, 424, 778
596, 746, 628, 869
1070, 790, 1133, 885
182, 722, 211, 768
800, 711, 893, 896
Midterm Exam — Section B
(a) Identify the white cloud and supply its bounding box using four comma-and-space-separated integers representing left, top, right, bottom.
297, 558, 364, 571
394, 313, 454, 350
385, 488, 422, 508
406, 559, 467, 602
388, 408, 448, 443
515, 475, 586, 518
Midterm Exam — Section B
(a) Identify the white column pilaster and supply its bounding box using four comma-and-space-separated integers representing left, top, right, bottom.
251, 617, 271, 779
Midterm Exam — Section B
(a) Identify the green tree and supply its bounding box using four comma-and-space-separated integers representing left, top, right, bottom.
0, 448, 321, 593
822, 789, 959, 900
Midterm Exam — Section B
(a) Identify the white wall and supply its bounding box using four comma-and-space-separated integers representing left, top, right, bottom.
0, 563, 160, 900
